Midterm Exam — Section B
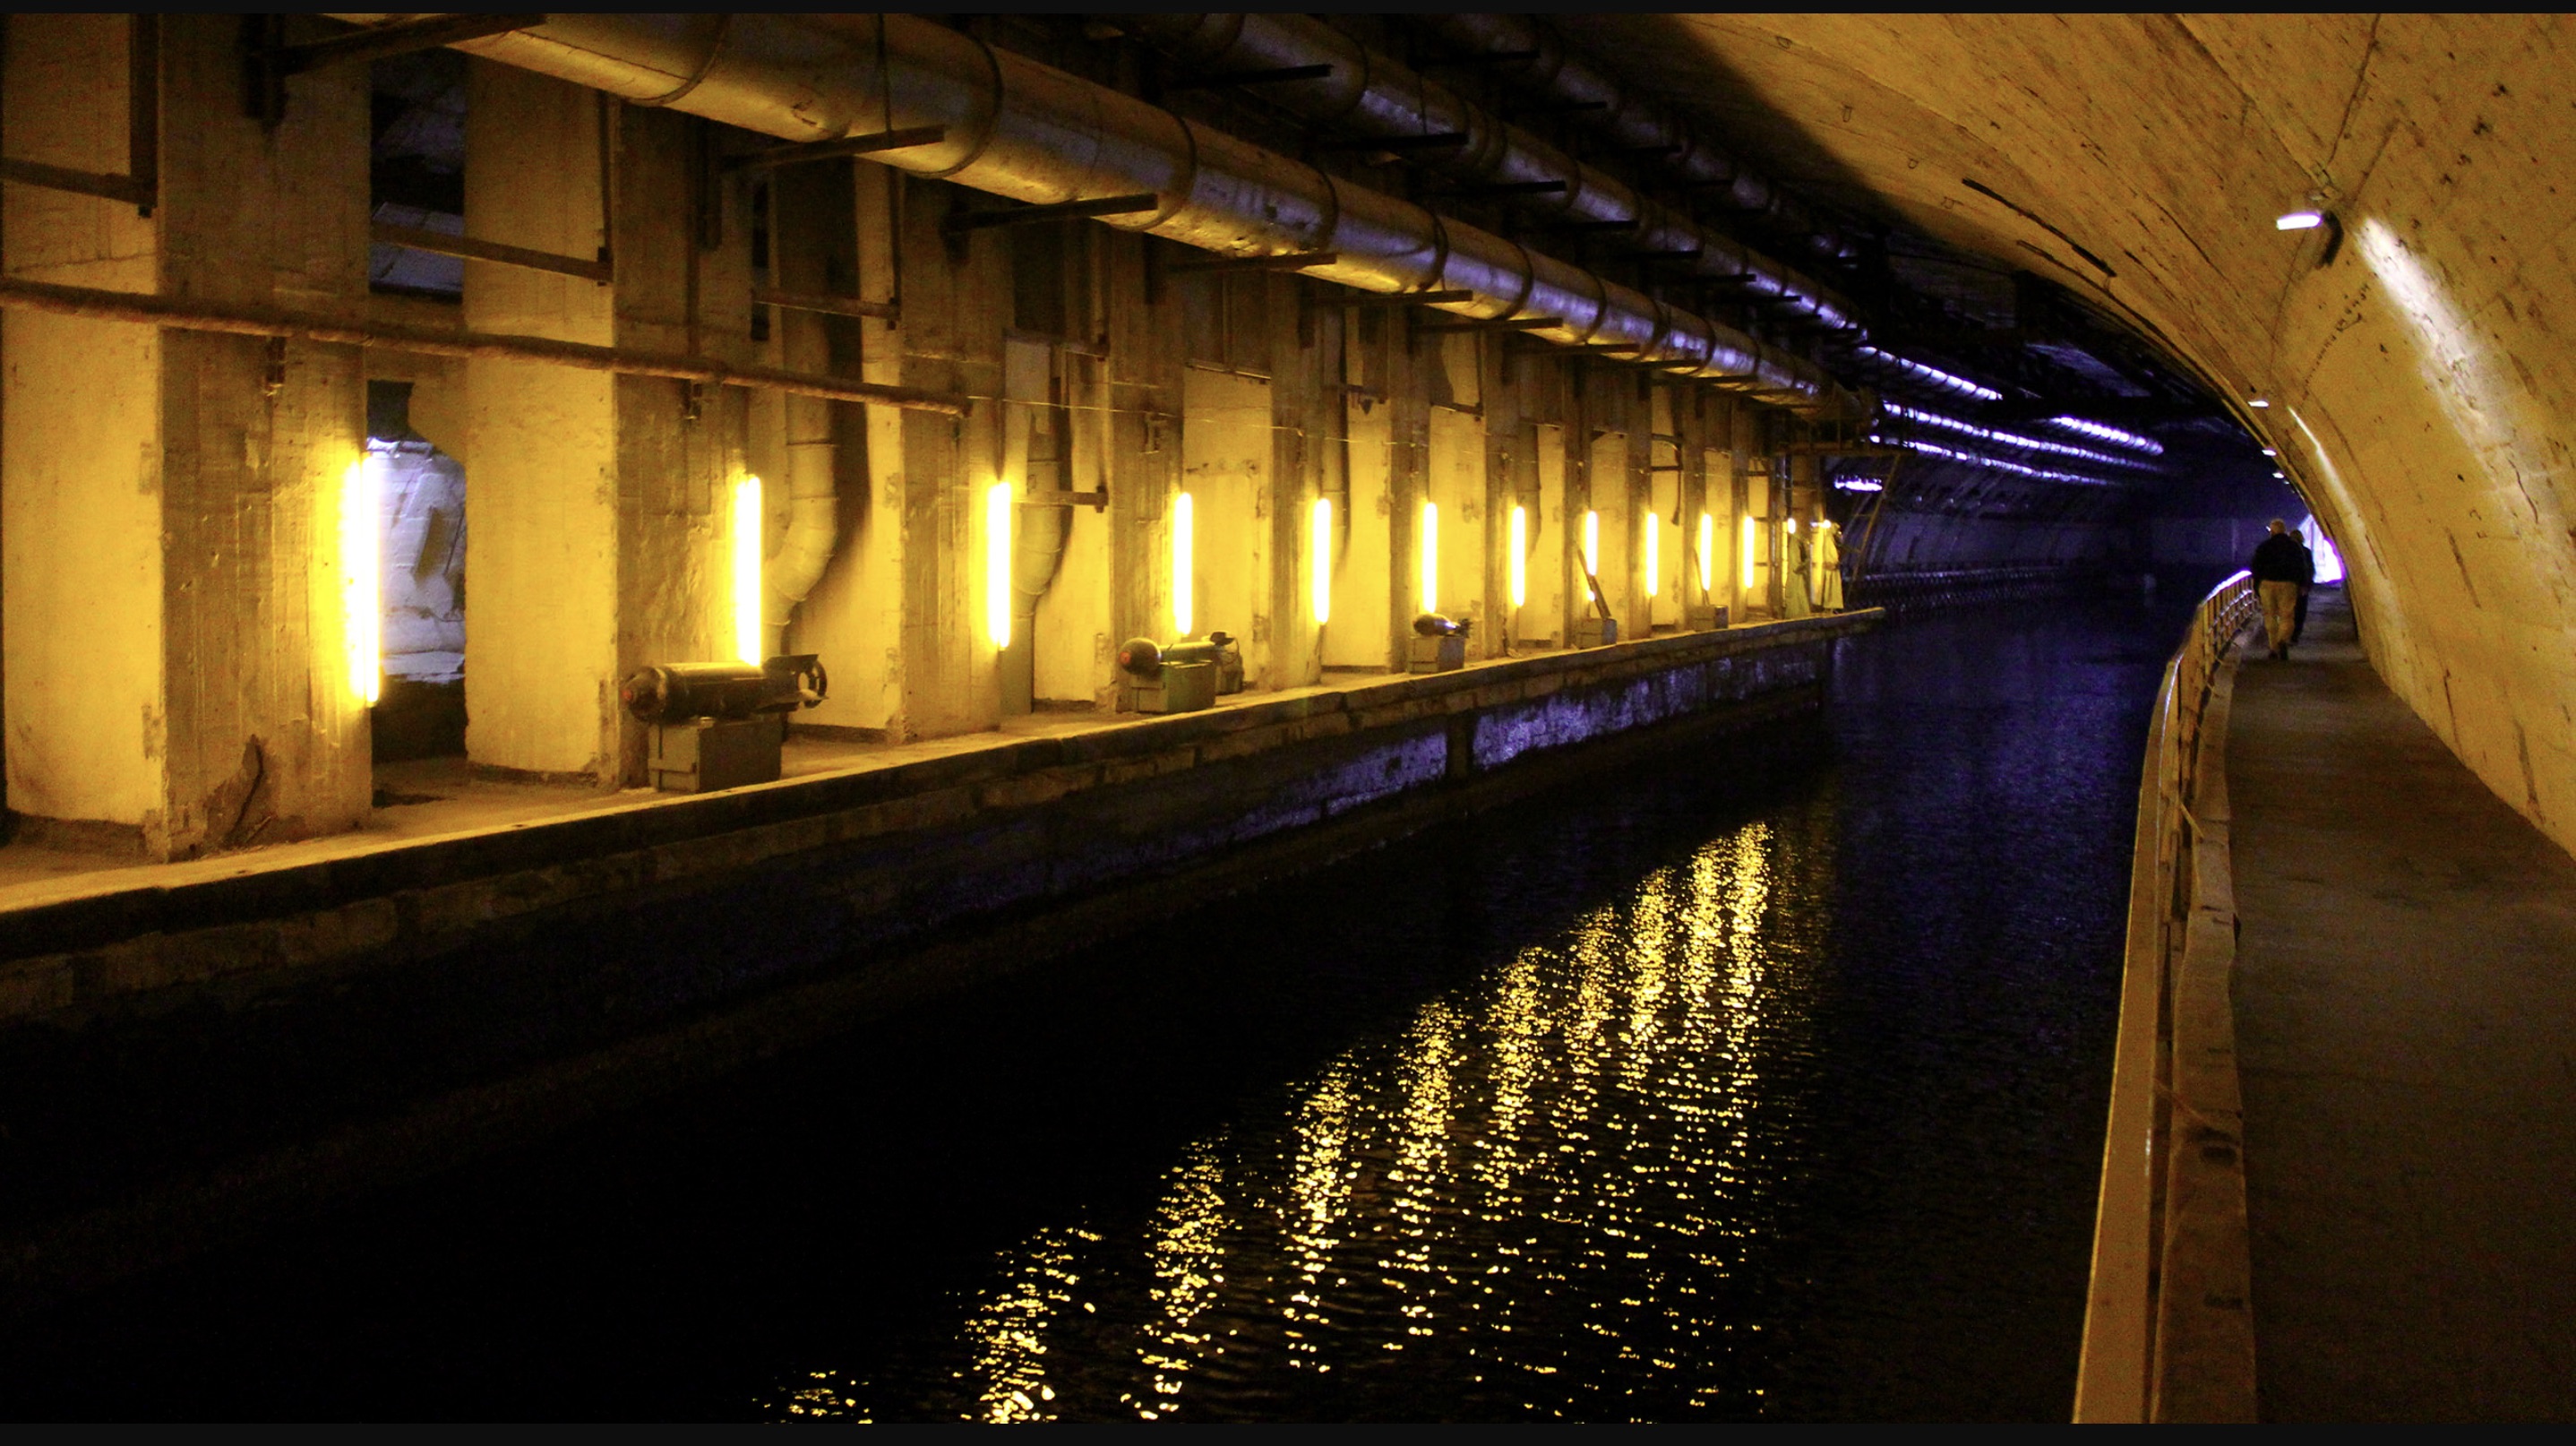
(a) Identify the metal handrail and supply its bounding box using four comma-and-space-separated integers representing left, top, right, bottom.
2074, 568, 2254, 1421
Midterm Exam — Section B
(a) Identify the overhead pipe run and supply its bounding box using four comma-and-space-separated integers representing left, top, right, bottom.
1413, 13, 1866, 270
0, 274, 970, 415
382, 13, 1845, 412
1107, 13, 1862, 335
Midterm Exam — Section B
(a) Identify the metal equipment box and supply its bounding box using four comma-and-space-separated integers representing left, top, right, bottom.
1126, 660, 1217, 714
648, 716, 784, 792
1686, 602, 1730, 631
1573, 616, 1619, 648
1407, 633, 1467, 674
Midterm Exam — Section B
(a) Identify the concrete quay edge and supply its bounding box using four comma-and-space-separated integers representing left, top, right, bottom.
0, 611, 1880, 1022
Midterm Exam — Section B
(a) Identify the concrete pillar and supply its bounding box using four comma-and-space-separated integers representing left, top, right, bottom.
790, 160, 906, 736
1325, 306, 1394, 670
462, 69, 750, 783
892, 179, 1003, 739
611, 104, 751, 782
460, 62, 617, 780
3, 14, 370, 858
1104, 234, 1181, 699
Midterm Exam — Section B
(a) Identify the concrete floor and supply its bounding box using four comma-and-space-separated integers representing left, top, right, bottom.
2229, 590, 2576, 1421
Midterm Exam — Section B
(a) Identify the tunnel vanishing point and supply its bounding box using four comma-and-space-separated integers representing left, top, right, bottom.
0, 13, 2568, 1420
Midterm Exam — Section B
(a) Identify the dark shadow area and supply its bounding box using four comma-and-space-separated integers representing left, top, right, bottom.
0, 591, 2206, 1422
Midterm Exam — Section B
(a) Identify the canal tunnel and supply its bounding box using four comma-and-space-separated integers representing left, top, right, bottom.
0, 13, 2567, 1423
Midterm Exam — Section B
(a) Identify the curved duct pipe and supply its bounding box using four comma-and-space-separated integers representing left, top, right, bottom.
767, 392, 838, 651
1009, 402, 1073, 636
394, 13, 1842, 412
766, 191, 840, 650
1109, 13, 1860, 334
1413, 13, 1865, 269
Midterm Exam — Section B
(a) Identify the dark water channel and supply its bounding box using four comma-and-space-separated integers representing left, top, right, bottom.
1, 595, 2195, 1421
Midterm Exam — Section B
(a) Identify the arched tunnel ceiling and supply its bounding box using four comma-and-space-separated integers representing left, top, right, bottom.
1559, 13, 2576, 856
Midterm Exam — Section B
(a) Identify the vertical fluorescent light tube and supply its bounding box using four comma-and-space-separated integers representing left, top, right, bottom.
1172, 491, 1194, 638
1582, 510, 1600, 579
985, 480, 1013, 649
343, 454, 381, 705
1643, 512, 1660, 598
1309, 495, 1333, 624
1696, 512, 1715, 598
732, 474, 763, 665
1419, 501, 1438, 614
1740, 514, 1757, 589
1507, 504, 1527, 609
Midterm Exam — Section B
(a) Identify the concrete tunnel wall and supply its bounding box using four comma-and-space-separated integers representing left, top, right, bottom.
1574, 13, 2576, 857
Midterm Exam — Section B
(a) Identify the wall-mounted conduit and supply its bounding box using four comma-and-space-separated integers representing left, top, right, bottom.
0, 274, 970, 415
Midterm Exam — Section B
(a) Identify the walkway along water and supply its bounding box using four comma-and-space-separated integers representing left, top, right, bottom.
0, 598, 2195, 1419
2228, 592, 2576, 1420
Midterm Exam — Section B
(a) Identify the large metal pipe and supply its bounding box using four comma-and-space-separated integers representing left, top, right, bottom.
1112, 13, 1860, 333
1413, 14, 1866, 270
394, 13, 1841, 410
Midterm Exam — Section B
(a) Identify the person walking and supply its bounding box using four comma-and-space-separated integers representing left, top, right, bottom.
2250, 518, 2314, 659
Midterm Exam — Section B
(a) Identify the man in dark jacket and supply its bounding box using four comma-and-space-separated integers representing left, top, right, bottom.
2250, 519, 2314, 658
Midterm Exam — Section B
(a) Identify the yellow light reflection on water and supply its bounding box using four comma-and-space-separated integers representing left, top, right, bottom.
768, 809, 1816, 1423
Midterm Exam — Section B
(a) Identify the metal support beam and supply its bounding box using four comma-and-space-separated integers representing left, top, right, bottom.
1347, 288, 1474, 307
724, 125, 949, 173
1413, 314, 1561, 333
372, 219, 611, 285
944, 193, 1160, 232
1163, 63, 1333, 91
0, 14, 157, 216
1165, 251, 1337, 274
269, 13, 545, 74
753, 287, 897, 322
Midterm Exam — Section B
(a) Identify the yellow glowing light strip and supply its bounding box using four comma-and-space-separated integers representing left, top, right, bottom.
1740, 513, 1758, 587
1582, 509, 1599, 579
1309, 495, 1333, 624
1172, 491, 1194, 637
732, 474, 764, 666
986, 480, 1013, 649
1643, 511, 1660, 598
343, 455, 381, 705
1420, 500, 1438, 613
1507, 504, 1527, 609
1697, 512, 1715, 598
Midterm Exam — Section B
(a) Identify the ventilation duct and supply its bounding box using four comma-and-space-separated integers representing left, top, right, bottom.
370, 13, 1847, 412
1110, 13, 1861, 334
1414, 14, 1865, 269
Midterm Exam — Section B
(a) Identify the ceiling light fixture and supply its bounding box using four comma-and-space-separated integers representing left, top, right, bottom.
2277, 193, 2344, 266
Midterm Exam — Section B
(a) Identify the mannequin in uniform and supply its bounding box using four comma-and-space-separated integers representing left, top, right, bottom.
1812, 520, 1843, 613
